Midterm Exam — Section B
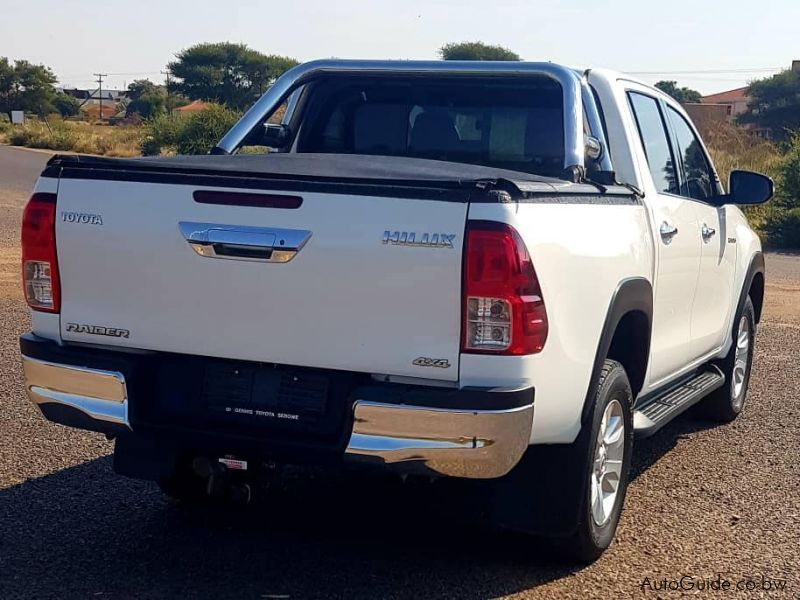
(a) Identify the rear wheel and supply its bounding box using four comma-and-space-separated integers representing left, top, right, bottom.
553, 359, 634, 562
489, 359, 634, 563
700, 296, 755, 422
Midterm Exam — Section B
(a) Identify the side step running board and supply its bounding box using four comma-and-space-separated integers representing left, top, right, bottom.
633, 367, 725, 439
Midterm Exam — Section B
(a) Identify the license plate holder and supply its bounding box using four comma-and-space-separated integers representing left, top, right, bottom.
200, 361, 330, 430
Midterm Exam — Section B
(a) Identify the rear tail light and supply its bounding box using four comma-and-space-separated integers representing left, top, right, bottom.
21, 193, 60, 313
462, 221, 548, 355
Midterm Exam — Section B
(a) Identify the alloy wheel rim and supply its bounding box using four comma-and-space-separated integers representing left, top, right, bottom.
591, 399, 625, 527
731, 315, 751, 407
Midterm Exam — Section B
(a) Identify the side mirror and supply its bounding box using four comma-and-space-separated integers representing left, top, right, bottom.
725, 170, 774, 205
244, 123, 292, 149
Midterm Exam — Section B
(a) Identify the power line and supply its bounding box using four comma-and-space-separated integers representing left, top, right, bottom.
93, 73, 107, 120
629, 67, 781, 75
161, 69, 172, 116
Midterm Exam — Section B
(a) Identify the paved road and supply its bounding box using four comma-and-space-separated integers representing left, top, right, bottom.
0, 146, 797, 599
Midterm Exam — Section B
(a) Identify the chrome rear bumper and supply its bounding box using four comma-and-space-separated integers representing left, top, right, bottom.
21, 355, 130, 429
345, 401, 533, 478
21, 343, 533, 480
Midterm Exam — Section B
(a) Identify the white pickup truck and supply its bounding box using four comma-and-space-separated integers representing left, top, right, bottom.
20, 60, 772, 561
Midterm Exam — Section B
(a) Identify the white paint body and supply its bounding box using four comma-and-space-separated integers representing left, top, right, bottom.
31, 70, 762, 446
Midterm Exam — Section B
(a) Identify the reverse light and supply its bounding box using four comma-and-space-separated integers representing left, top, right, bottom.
462, 221, 548, 355
21, 193, 60, 313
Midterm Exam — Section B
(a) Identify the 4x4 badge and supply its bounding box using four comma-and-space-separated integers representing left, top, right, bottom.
412, 357, 451, 368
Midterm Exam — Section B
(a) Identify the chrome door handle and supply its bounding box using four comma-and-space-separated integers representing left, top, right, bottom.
179, 222, 311, 263
659, 221, 679, 243
701, 223, 716, 242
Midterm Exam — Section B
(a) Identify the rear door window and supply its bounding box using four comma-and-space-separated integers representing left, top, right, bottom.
665, 106, 716, 201
627, 92, 679, 195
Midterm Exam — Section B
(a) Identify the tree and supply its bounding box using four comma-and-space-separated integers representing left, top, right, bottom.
654, 81, 702, 104
776, 133, 800, 209
439, 41, 520, 61
0, 57, 57, 118
738, 69, 800, 141
52, 92, 80, 117
125, 79, 166, 119
168, 43, 298, 110
127, 79, 161, 101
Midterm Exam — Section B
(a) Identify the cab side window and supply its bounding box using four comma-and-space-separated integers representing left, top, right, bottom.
627, 92, 679, 195
665, 106, 716, 201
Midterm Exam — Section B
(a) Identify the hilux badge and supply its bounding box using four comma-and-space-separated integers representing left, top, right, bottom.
383, 230, 456, 248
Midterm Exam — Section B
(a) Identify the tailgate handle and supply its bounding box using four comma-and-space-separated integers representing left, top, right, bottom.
179, 222, 311, 263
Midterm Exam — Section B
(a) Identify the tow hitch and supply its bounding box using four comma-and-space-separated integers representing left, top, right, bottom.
192, 456, 253, 504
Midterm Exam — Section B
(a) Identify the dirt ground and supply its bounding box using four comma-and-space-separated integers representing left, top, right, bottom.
0, 146, 797, 599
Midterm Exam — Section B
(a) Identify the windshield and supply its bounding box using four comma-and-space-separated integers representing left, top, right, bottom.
296, 75, 565, 177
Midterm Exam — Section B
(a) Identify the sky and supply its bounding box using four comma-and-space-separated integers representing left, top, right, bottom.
1, 0, 797, 95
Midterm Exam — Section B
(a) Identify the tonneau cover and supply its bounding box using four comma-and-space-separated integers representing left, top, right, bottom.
46, 153, 636, 198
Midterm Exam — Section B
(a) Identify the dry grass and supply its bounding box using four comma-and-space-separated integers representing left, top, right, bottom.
703, 124, 785, 235
705, 123, 783, 184
0, 119, 142, 157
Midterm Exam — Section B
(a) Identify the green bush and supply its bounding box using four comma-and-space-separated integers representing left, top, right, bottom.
140, 114, 183, 156
762, 208, 800, 248
176, 104, 240, 155
755, 134, 800, 248
140, 105, 240, 156
775, 133, 800, 210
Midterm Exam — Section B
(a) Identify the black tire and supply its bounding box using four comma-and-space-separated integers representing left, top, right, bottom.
552, 359, 634, 562
488, 359, 634, 563
700, 296, 756, 423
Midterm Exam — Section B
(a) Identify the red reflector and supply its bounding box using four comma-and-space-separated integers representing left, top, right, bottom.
21, 192, 60, 313
462, 221, 548, 355
193, 190, 302, 209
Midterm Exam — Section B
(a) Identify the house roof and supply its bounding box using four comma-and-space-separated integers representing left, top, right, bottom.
175, 100, 211, 112
82, 103, 121, 118
701, 87, 749, 103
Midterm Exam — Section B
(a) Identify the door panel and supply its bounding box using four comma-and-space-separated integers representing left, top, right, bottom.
648, 195, 702, 382
663, 105, 736, 356
692, 203, 736, 354
627, 91, 701, 386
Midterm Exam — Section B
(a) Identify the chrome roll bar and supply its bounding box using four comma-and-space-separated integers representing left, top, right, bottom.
215, 59, 611, 175
581, 75, 614, 174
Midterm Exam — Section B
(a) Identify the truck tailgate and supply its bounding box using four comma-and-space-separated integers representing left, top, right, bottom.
55, 178, 467, 382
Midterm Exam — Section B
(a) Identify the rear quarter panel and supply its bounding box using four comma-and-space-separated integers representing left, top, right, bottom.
462, 199, 654, 444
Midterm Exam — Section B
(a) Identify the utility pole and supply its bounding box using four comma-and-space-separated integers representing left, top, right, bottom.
93, 73, 107, 120
161, 69, 172, 116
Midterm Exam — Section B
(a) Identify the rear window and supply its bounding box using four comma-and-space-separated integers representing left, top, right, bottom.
297, 76, 565, 177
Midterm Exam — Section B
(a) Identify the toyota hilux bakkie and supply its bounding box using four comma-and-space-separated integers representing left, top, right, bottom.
19, 60, 772, 561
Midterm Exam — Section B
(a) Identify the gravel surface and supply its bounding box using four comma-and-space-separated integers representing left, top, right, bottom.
0, 146, 797, 599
